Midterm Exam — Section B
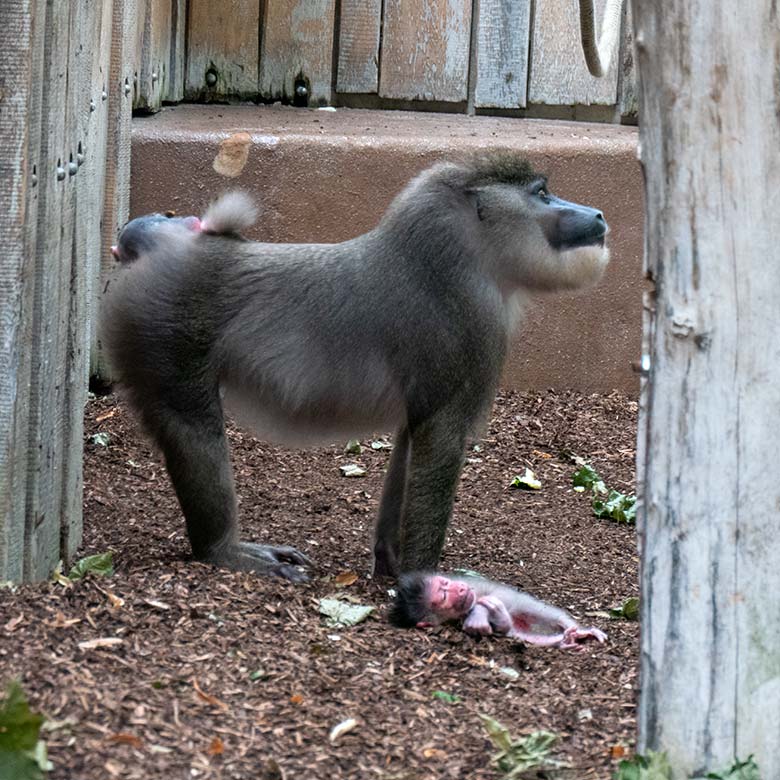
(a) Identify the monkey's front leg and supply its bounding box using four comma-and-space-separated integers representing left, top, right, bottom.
397, 410, 468, 572
463, 596, 513, 636
372, 426, 410, 578
157, 404, 310, 581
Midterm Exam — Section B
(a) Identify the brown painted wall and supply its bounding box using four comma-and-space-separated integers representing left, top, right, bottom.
130, 105, 643, 394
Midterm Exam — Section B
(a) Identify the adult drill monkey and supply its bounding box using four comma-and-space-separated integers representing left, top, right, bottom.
102, 155, 609, 580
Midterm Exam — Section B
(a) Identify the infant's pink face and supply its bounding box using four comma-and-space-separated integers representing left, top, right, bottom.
427, 576, 476, 620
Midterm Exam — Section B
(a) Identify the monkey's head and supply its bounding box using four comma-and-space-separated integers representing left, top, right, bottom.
390, 572, 476, 628
111, 213, 203, 263
392, 154, 610, 295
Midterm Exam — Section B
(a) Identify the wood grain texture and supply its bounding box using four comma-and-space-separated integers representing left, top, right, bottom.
166, 0, 187, 101
134, 0, 173, 111
634, 0, 780, 774
26, 0, 76, 580
259, 0, 336, 105
473, 0, 531, 108
186, 0, 260, 100
336, 0, 381, 93
379, 0, 472, 102
95, 0, 135, 379
0, 0, 44, 581
528, 0, 618, 106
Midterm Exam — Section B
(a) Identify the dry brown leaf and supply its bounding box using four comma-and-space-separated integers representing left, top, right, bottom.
422, 748, 448, 761
108, 733, 143, 749
207, 736, 225, 755
4, 613, 24, 632
50, 611, 81, 629
143, 599, 171, 611
334, 571, 359, 587
95, 409, 117, 422
191, 678, 229, 711
532, 449, 553, 459
78, 637, 124, 650
289, 694, 304, 705
610, 743, 629, 759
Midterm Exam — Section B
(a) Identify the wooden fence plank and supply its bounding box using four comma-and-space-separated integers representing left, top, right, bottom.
134, 0, 173, 112
0, 0, 45, 582
379, 0, 472, 102
95, 0, 136, 379
336, 0, 381, 94
528, 0, 618, 106
26, 0, 76, 580
166, 0, 187, 102
634, 0, 780, 773
185, 0, 260, 100
473, 0, 531, 108
259, 0, 336, 106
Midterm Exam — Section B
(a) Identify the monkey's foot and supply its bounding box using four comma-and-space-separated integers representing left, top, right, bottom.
205, 542, 312, 582
559, 625, 607, 650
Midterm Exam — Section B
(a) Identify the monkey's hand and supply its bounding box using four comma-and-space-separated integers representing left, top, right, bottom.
463, 596, 512, 636
206, 542, 312, 582
558, 625, 607, 651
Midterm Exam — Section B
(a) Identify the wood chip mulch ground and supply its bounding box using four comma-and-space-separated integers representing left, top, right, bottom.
1, 388, 639, 780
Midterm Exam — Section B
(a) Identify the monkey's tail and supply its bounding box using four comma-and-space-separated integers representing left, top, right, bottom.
201, 191, 258, 236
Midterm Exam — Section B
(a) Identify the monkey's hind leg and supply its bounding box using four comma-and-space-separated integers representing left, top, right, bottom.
372, 426, 410, 578
151, 394, 310, 581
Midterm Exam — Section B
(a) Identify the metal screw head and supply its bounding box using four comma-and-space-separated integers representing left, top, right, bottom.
32, 173, 38, 187
68, 161, 78, 176
205, 69, 218, 87
102, 89, 107, 101
124, 81, 131, 96
77, 152, 85, 166
56, 166, 66, 181
295, 84, 308, 98
90, 99, 96, 112
151, 71, 158, 83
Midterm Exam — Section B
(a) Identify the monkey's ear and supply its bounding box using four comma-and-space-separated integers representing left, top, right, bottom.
464, 188, 486, 221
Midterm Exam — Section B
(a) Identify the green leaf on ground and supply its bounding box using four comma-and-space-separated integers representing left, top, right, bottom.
0, 681, 49, 780
701, 756, 761, 780
510, 468, 542, 491
344, 439, 362, 454
572, 464, 607, 494
431, 691, 460, 704
67, 552, 114, 581
89, 432, 111, 447
593, 490, 637, 524
318, 598, 374, 628
479, 715, 564, 777
613, 751, 672, 780
609, 597, 640, 621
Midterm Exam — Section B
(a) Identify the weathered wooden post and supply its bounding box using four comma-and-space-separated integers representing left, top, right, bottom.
632, 0, 780, 774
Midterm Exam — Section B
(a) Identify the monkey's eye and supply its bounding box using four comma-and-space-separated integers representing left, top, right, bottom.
537, 189, 550, 202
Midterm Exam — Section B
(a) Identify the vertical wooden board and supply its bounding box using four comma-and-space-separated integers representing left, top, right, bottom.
259, 0, 336, 105
528, 0, 618, 106
0, 0, 45, 581
60, 0, 108, 561
85, 2, 113, 373
185, 0, 260, 100
165, 0, 187, 102
336, 0, 381, 94
379, 0, 472, 102
94, 0, 135, 379
134, 0, 173, 112
617, 1, 637, 121
26, 0, 75, 580
473, 0, 531, 108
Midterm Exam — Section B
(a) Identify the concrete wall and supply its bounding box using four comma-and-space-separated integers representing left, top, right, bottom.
130, 105, 644, 394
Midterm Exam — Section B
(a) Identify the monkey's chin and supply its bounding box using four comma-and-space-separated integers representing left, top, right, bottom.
559, 243, 610, 289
